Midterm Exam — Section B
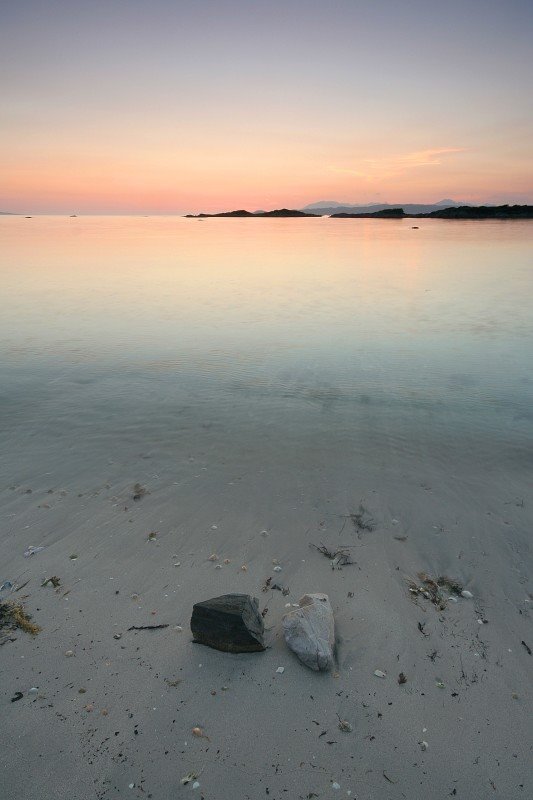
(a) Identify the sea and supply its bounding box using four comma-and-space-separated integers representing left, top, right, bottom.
1, 215, 532, 492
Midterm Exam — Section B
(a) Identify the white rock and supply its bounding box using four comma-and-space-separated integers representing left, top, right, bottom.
461, 590, 473, 599
332, 782, 341, 790
282, 593, 335, 671
273, 566, 282, 572
276, 666, 285, 674
374, 669, 386, 678
192, 781, 201, 789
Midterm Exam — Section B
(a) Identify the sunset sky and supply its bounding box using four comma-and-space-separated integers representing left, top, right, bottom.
1, 0, 532, 213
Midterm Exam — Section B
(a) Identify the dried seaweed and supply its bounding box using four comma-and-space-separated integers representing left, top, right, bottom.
41, 576, 61, 588
349, 503, 375, 533
407, 572, 464, 610
0, 601, 41, 636
132, 483, 148, 501
127, 624, 169, 631
310, 543, 356, 567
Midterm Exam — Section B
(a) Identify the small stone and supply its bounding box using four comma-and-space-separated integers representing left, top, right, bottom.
419, 740, 429, 751
461, 590, 473, 599
174, 625, 183, 632
276, 666, 285, 674
223, 558, 231, 564
192, 782, 200, 790
332, 783, 341, 790
240, 565, 248, 571
273, 566, 282, 572
173, 562, 181, 567
208, 554, 219, 561
28, 687, 38, 695
65, 650, 74, 657
374, 669, 386, 678
215, 564, 222, 570
113, 633, 122, 640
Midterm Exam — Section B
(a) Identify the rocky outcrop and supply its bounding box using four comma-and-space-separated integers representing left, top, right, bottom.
190, 594, 266, 653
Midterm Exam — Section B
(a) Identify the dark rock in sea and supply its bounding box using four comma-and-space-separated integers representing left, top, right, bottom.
191, 594, 266, 653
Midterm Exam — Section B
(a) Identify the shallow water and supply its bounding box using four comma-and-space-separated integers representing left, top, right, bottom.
1, 215, 532, 483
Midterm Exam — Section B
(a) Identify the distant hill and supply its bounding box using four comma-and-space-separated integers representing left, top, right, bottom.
302, 200, 468, 216
302, 200, 353, 210
0, 211, 15, 215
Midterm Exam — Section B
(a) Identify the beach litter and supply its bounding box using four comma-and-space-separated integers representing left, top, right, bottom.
23, 545, 45, 558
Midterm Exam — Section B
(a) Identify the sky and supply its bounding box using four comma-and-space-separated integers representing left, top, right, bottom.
1, 0, 532, 213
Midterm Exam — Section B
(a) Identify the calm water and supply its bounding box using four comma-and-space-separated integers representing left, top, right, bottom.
1, 216, 532, 484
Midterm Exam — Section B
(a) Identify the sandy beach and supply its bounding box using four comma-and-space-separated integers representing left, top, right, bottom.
1, 216, 532, 799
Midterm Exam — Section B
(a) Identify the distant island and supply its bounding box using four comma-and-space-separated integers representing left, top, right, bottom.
331, 205, 533, 219
185, 208, 318, 218
185, 204, 533, 220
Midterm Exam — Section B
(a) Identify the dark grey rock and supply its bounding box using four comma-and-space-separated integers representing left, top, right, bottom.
190, 594, 265, 653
